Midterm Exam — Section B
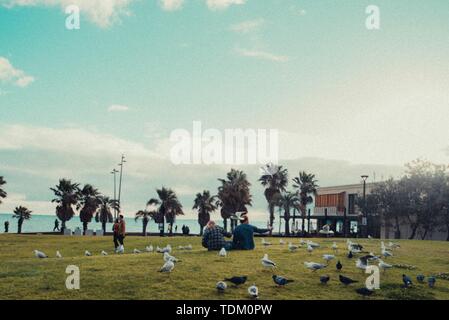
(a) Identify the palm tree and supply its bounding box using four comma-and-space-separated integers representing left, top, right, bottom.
50, 179, 80, 233
77, 184, 102, 235
217, 169, 252, 232
193, 190, 218, 235
277, 192, 300, 235
292, 171, 318, 235
259, 164, 288, 233
0, 176, 6, 205
13, 206, 32, 234
135, 210, 157, 236
147, 187, 184, 236
95, 196, 119, 234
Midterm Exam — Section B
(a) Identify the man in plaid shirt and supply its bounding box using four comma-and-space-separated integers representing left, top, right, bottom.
202, 220, 232, 251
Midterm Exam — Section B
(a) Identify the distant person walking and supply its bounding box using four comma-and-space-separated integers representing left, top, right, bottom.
117, 215, 126, 250
232, 215, 272, 250
53, 219, 60, 232
4, 221, 9, 233
112, 218, 120, 251
175, 225, 178, 233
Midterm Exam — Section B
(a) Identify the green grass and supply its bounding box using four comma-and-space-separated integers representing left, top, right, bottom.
0, 234, 448, 300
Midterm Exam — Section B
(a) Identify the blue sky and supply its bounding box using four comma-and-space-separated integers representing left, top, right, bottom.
1, 0, 448, 218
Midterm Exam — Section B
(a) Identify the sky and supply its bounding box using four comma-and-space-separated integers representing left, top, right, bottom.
0, 0, 448, 220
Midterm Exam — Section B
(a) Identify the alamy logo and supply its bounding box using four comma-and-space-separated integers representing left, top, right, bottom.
170, 121, 279, 165
65, 265, 80, 290
65, 5, 80, 30
365, 265, 380, 290
365, 5, 380, 30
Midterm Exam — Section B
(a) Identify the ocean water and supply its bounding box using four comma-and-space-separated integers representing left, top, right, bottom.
0, 213, 277, 234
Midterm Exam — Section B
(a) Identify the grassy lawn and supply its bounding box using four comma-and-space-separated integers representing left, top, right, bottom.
0, 234, 448, 300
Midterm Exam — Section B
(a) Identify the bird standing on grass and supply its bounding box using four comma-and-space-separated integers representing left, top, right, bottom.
216, 281, 227, 292
402, 274, 412, 288
272, 275, 294, 287
248, 284, 259, 299
339, 275, 358, 285
163, 252, 179, 263
428, 276, 436, 288
288, 242, 299, 252
336, 260, 343, 271
56, 251, 62, 258
224, 276, 247, 286
320, 275, 330, 284
85, 250, 91, 257
261, 254, 276, 269
159, 260, 175, 273
101, 250, 108, 256
304, 262, 327, 272
34, 250, 48, 259
133, 248, 141, 254
347, 251, 353, 259
279, 239, 285, 245
378, 260, 393, 272
356, 287, 374, 297
323, 254, 335, 264
332, 242, 338, 252
219, 247, 227, 257
145, 245, 154, 253
416, 274, 425, 283
307, 244, 314, 254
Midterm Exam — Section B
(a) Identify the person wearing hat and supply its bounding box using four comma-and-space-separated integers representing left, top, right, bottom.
231, 214, 272, 250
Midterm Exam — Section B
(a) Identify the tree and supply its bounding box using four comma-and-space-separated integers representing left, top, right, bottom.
13, 206, 32, 234
217, 169, 252, 232
292, 171, 318, 235
50, 179, 80, 233
147, 187, 184, 236
95, 196, 119, 234
259, 164, 288, 234
277, 192, 300, 235
0, 176, 6, 205
135, 210, 157, 236
193, 190, 218, 236
77, 184, 102, 235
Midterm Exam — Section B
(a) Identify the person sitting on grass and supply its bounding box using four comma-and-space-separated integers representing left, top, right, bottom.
202, 220, 232, 251
231, 214, 272, 250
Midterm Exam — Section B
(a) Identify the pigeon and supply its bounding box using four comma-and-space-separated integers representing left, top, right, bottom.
261, 254, 276, 269
145, 245, 154, 253
34, 250, 48, 259
320, 275, 330, 284
428, 276, 436, 288
248, 284, 259, 299
347, 251, 353, 259
163, 252, 179, 263
336, 260, 343, 271
219, 247, 227, 257
224, 276, 247, 286
261, 238, 272, 246
288, 242, 299, 252
356, 287, 374, 297
323, 254, 335, 264
216, 281, 227, 292
56, 251, 62, 258
272, 275, 294, 286
279, 239, 285, 245
159, 260, 175, 273
402, 274, 412, 288
304, 262, 327, 272
133, 248, 141, 254
416, 274, 425, 283
101, 250, 108, 256
85, 250, 92, 256
339, 275, 358, 285
307, 244, 314, 254
378, 259, 393, 272
331, 242, 338, 252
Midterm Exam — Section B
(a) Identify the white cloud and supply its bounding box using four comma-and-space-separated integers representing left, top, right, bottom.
0, 192, 55, 215
0, 56, 34, 87
206, 0, 245, 11
108, 104, 129, 112
2, 0, 135, 28
230, 18, 264, 33
234, 48, 289, 62
159, 0, 184, 11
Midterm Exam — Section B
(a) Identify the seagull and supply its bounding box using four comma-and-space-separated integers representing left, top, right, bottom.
331, 242, 338, 252
216, 281, 227, 293
322, 254, 335, 264
159, 260, 175, 273
219, 247, 227, 257
145, 245, 154, 253
402, 274, 412, 288
307, 240, 320, 248
339, 275, 358, 285
299, 239, 306, 246
288, 242, 299, 252
356, 258, 368, 271
224, 276, 247, 286
56, 251, 62, 258
388, 241, 400, 249
133, 248, 141, 254
163, 252, 179, 263
304, 262, 327, 272
116, 245, 124, 254
336, 260, 343, 271
307, 244, 314, 254
248, 284, 259, 299
320, 275, 330, 284
272, 275, 294, 286
185, 244, 193, 250
416, 274, 425, 283
428, 276, 436, 288
261, 238, 272, 246
34, 250, 48, 259
378, 259, 393, 272
356, 287, 374, 297
279, 239, 285, 245
261, 254, 276, 269
381, 248, 393, 258
157, 245, 172, 254
101, 250, 108, 256
85, 250, 92, 256
368, 235, 373, 240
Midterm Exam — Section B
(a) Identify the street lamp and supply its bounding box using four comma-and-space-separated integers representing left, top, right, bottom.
117, 154, 126, 215
361, 175, 369, 238
110, 168, 119, 219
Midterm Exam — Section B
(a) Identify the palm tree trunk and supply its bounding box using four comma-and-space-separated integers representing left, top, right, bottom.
408, 224, 418, 240
61, 220, 66, 234
102, 221, 106, 234
269, 203, 275, 235
284, 219, 290, 235
199, 224, 204, 236
143, 220, 148, 236
301, 214, 305, 235
223, 218, 228, 232
82, 221, 88, 235
18, 219, 23, 234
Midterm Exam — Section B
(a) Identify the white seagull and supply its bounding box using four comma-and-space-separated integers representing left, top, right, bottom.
332, 242, 338, 252
85, 250, 92, 256
56, 251, 62, 258
219, 247, 227, 257
304, 261, 327, 271
261, 254, 276, 269
145, 245, 154, 253
378, 259, 393, 272
356, 258, 368, 270
159, 260, 175, 273
116, 245, 124, 254
34, 250, 48, 259
307, 244, 314, 254
248, 284, 259, 299
133, 248, 141, 254
101, 250, 108, 256
261, 238, 272, 246
307, 240, 320, 248
163, 252, 179, 263
288, 242, 299, 252
322, 254, 335, 264
279, 239, 285, 245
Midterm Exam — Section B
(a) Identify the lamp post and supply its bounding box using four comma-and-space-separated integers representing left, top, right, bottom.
361, 175, 369, 238
110, 168, 119, 219
117, 154, 126, 215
